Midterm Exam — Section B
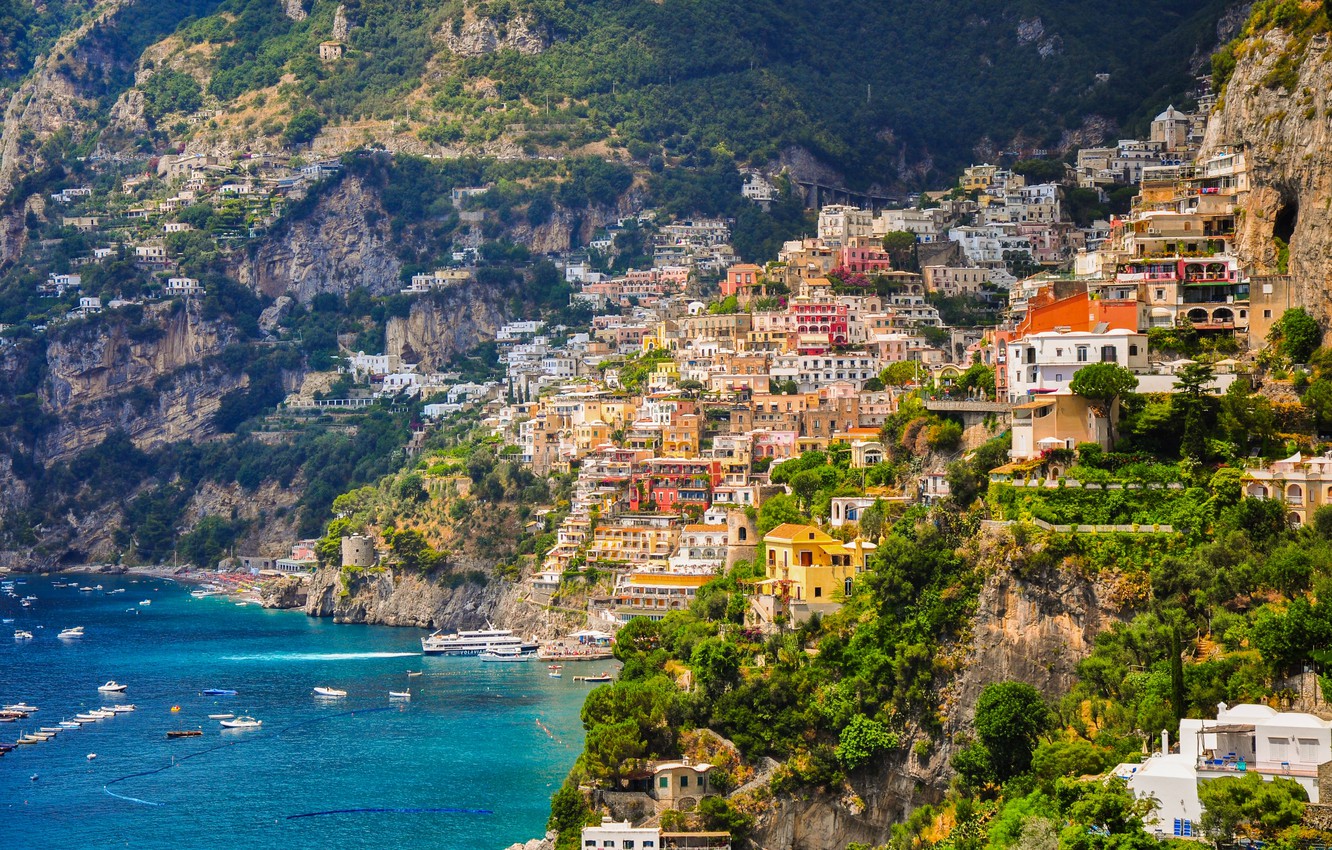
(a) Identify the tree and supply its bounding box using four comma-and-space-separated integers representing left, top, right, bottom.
881, 231, 918, 272
835, 715, 899, 770
1173, 362, 1216, 461
790, 469, 823, 512
1197, 773, 1306, 846
974, 681, 1052, 780
691, 637, 741, 698
758, 493, 805, 534
1269, 308, 1320, 363
1069, 363, 1138, 446
282, 109, 324, 146
881, 361, 921, 387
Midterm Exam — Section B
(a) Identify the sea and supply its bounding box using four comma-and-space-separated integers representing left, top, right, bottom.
0, 573, 597, 850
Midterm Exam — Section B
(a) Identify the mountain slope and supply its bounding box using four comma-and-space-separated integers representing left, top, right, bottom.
88, 0, 1243, 189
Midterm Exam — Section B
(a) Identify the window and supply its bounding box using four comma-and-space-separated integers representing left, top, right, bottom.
1076, 346, 1088, 362
1100, 346, 1117, 363
814, 587, 822, 598
625, 842, 635, 848
1155, 289, 1165, 300
1298, 738, 1320, 762
586, 842, 596, 847
605, 843, 616, 848
680, 775, 689, 788
1269, 737, 1291, 761
659, 776, 669, 789
1174, 819, 1193, 837
1129, 345, 1139, 356
1264, 309, 1273, 319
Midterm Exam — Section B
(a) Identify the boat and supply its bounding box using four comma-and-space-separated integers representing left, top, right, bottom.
14, 630, 32, 640
73, 713, 103, 722
97, 681, 127, 693
20, 599, 29, 607
406, 670, 423, 677
22, 595, 36, 601
4, 702, 37, 712
312, 687, 347, 698
389, 690, 411, 699
86, 753, 96, 760
421, 623, 537, 656
94, 585, 103, 590
109, 704, 136, 713
235, 602, 248, 607
549, 670, 562, 678
479, 646, 536, 662
574, 672, 615, 683
39, 727, 63, 734
220, 716, 261, 729
17, 734, 41, 745
58, 721, 80, 729
138, 600, 151, 606
201, 689, 237, 696
58, 626, 84, 639
166, 730, 203, 739
31, 731, 56, 740
78, 586, 93, 592
208, 713, 235, 720
109, 588, 125, 594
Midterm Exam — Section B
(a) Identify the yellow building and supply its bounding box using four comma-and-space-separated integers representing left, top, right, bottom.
761, 523, 874, 603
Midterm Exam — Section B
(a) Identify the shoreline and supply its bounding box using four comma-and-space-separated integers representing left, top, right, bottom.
50, 564, 269, 603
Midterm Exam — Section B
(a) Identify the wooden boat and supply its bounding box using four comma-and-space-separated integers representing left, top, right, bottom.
166, 730, 203, 739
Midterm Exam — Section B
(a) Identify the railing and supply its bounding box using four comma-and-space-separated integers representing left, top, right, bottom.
1197, 759, 1319, 778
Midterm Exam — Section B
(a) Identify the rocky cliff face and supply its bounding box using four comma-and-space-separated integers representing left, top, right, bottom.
750, 530, 1128, 850
385, 286, 510, 370
38, 301, 243, 462
236, 174, 403, 302
1203, 28, 1332, 326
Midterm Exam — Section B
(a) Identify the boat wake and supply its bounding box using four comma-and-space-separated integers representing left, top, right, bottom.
286, 807, 494, 819
220, 651, 421, 662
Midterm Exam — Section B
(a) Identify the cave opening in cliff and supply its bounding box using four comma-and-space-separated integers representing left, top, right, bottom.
1274, 200, 1299, 245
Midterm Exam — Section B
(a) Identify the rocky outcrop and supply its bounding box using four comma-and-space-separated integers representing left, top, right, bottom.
38, 301, 243, 461
332, 4, 350, 41
285, 0, 308, 22
441, 14, 549, 57
1203, 27, 1332, 329
237, 175, 403, 301
262, 575, 309, 609
301, 566, 507, 628
385, 287, 510, 370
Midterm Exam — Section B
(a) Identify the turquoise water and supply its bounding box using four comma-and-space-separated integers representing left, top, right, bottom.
0, 575, 598, 850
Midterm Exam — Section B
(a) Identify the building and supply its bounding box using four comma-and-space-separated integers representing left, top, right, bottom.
1009, 393, 1111, 460
341, 535, 376, 567
604, 572, 714, 623
1242, 451, 1332, 527
164, 277, 204, 296
817, 205, 873, 247
319, 41, 344, 61
582, 819, 662, 850
760, 523, 873, 604
1115, 702, 1332, 837
1004, 329, 1148, 402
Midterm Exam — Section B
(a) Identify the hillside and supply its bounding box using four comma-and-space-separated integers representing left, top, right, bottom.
0, 0, 1243, 199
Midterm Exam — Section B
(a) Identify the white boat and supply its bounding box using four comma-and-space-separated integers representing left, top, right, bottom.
108, 704, 136, 713
479, 646, 536, 662
389, 690, 411, 699
39, 726, 62, 734
208, 713, 235, 720
109, 588, 125, 594
78, 587, 93, 592
58, 626, 84, 638
73, 713, 103, 722
97, 681, 127, 693
138, 600, 151, 606
14, 630, 33, 640
312, 687, 347, 698
421, 623, 537, 656
58, 721, 81, 729
5, 703, 38, 713
220, 716, 262, 729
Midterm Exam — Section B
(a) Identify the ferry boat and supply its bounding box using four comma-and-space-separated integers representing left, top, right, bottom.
420, 624, 537, 656
58, 626, 84, 639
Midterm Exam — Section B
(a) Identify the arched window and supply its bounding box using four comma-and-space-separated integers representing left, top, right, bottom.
738, 527, 747, 542
1288, 484, 1304, 505
844, 577, 854, 596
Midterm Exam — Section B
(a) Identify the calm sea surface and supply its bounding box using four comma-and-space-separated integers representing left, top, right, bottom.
0, 574, 596, 850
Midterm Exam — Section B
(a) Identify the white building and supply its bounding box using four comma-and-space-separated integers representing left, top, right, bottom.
164, 277, 204, 296
1116, 702, 1332, 838
1004, 329, 1148, 402
817, 205, 873, 247
581, 819, 660, 850
874, 208, 942, 243
741, 170, 776, 203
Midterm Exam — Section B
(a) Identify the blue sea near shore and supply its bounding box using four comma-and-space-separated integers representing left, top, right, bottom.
0, 574, 597, 850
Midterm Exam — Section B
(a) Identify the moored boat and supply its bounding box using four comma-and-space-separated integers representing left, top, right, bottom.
220, 716, 261, 729
201, 688, 237, 696
479, 646, 536, 662
58, 627, 84, 639
97, 681, 127, 693
208, 713, 234, 720
166, 730, 203, 738
421, 623, 537, 656
312, 686, 347, 698
389, 690, 410, 699
14, 630, 33, 640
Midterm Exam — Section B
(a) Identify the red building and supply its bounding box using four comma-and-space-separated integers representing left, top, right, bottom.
837, 243, 893, 274
791, 300, 849, 346
721, 263, 763, 298
629, 458, 723, 511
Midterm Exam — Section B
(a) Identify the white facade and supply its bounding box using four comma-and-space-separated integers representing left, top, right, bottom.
1005, 329, 1148, 402
817, 205, 873, 247
1117, 703, 1332, 838
581, 819, 660, 850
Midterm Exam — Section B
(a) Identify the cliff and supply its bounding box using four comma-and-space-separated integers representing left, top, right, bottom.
385, 288, 510, 371
748, 530, 1129, 850
1203, 25, 1332, 325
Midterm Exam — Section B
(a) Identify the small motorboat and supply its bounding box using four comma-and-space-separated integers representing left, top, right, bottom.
86, 753, 96, 760
138, 600, 151, 606
549, 670, 562, 678
575, 673, 615, 683
406, 671, 423, 677
110, 705, 135, 713
97, 681, 127, 693
39, 727, 62, 734
17, 734, 41, 745
389, 690, 411, 699
235, 602, 248, 607
208, 713, 235, 720
312, 687, 347, 698
14, 630, 33, 640
220, 716, 261, 729
166, 730, 203, 739
58, 627, 84, 639
93, 585, 103, 591
78, 587, 93, 592
58, 721, 80, 729
4, 703, 37, 713
73, 713, 103, 722
201, 689, 237, 696
109, 588, 125, 594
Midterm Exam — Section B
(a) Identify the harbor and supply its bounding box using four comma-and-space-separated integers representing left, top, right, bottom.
0, 574, 594, 850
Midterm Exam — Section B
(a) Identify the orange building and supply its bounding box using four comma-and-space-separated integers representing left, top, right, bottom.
1016, 290, 1142, 337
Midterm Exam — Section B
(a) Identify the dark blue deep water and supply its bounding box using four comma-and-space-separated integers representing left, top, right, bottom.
0, 574, 594, 850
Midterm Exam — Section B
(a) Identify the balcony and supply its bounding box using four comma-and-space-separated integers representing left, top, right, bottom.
1197, 758, 1319, 778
